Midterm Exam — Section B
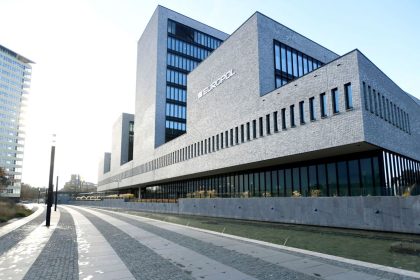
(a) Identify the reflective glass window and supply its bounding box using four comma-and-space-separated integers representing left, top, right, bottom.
309, 97, 316, 121
349, 160, 361, 196
290, 105, 295, 127
279, 169, 285, 196
297, 54, 303, 76
344, 83, 353, 109
318, 164, 327, 196
360, 158, 373, 196
286, 48, 292, 76
285, 169, 292, 196
332, 88, 339, 114
320, 93, 327, 117
292, 50, 298, 77
281, 46, 287, 73
303, 55, 308, 74
327, 163, 337, 196
299, 101, 305, 124
275, 44, 281, 70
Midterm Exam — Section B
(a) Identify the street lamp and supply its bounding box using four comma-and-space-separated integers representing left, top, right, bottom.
54, 176, 59, 211
46, 134, 56, 227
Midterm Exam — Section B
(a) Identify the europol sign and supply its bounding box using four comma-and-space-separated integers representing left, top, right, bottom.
197, 69, 236, 99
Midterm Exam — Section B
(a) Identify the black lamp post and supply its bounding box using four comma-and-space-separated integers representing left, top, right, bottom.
54, 176, 59, 211
46, 135, 56, 227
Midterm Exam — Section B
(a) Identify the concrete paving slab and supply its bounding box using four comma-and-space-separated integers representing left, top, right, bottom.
79, 207, 257, 280
63, 206, 135, 280
0, 208, 59, 280
324, 270, 382, 280
95, 208, 419, 280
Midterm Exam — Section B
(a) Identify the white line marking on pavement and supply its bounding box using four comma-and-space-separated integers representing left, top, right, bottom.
0, 204, 44, 239
95, 207, 420, 279
0, 207, 59, 280
62, 206, 135, 280
77, 206, 257, 280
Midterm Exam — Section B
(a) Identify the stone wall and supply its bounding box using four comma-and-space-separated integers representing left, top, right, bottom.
69, 196, 420, 234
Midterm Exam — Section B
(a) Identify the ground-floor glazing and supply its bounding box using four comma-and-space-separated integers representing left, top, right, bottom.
140, 150, 420, 200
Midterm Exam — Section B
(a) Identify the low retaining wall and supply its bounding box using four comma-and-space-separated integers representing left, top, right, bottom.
68, 196, 420, 234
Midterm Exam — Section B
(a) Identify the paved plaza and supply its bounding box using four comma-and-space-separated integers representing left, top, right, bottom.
0, 205, 418, 280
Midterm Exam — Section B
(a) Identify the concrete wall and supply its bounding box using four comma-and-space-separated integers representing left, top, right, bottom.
69, 196, 420, 234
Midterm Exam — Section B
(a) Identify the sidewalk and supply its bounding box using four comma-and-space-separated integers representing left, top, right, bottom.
0, 204, 418, 280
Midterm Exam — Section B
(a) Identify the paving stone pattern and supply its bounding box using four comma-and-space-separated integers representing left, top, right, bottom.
0, 206, 45, 255
97, 209, 419, 280
93, 208, 318, 280
78, 208, 195, 280
23, 208, 78, 280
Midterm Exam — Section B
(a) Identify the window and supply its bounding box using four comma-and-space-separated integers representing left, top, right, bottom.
290, 105, 295, 127
266, 114, 271, 134
331, 88, 339, 114
252, 120, 257, 138
299, 101, 305, 124
216, 135, 219, 150
235, 127, 239, 144
274, 44, 280, 70
220, 133, 224, 149
309, 97, 316, 121
274, 40, 324, 89
208, 137, 211, 152
344, 83, 353, 109
407, 114, 411, 134
320, 93, 327, 117
225, 131, 229, 147
259, 117, 263, 137
273, 112, 278, 132
368, 86, 373, 113
281, 108, 286, 129
230, 129, 234, 146
240, 124, 244, 143
286, 47, 292, 76
363, 82, 369, 111
378, 92, 382, 118
246, 122, 250, 140
382, 96, 387, 121
204, 139, 207, 154
373, 89, 378, 115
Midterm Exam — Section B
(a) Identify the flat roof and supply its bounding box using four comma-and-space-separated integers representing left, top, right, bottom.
0, 44, 34, 64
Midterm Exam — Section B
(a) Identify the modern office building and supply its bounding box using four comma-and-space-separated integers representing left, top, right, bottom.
98, 6, 420, 200
0, 44, 33, 201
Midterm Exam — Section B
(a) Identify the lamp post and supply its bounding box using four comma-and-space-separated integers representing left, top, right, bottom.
46, 134, 56, 227
54, 176, 59, 211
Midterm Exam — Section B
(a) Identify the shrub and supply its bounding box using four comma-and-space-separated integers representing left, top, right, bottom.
0, 200, 32, 222
292, 191, 301, 197
310, 189, 321, 197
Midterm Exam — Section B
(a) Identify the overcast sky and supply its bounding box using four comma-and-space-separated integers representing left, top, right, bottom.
0, 0, 419, 189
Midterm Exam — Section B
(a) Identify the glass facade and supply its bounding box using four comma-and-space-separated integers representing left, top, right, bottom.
274, 40, 324, 88
165, 20, 223, 142
0, 45, 32, 198
142, 151, 420, 200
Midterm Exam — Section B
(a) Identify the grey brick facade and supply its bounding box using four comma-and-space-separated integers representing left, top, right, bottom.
98, 7, 420, 196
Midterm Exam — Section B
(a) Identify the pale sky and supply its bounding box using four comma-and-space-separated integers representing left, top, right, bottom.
0, 0, 419, 189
